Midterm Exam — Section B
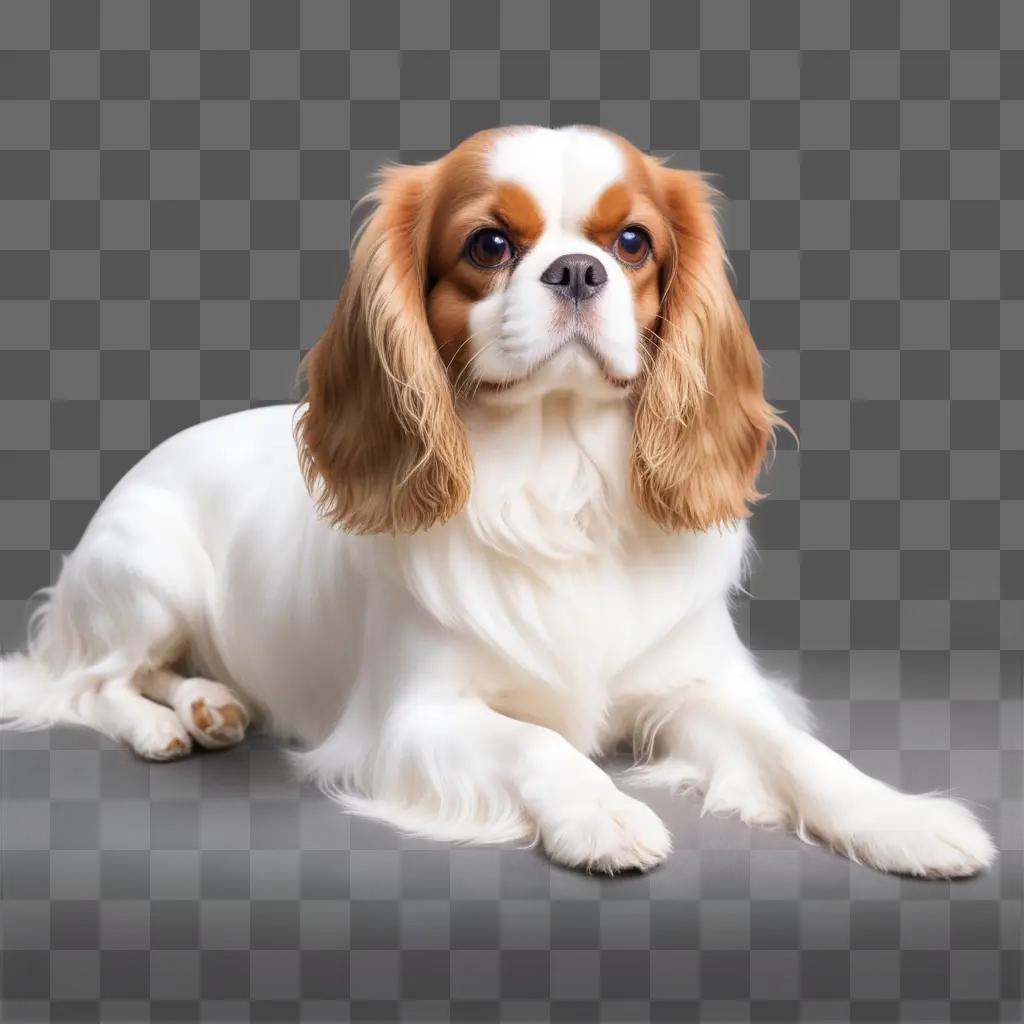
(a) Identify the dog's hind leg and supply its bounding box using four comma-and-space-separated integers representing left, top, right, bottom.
0, 487, 220, 763
85, 674, 194, 760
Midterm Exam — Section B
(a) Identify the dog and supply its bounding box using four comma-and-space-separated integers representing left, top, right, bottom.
0, 126, 995, 877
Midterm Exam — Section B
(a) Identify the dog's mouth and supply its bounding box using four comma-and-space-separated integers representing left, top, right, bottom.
474, 335, 635, 394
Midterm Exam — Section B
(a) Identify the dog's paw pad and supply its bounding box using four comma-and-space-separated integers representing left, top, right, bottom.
190, 698, 214, 731
161, 736, 190, 758
132, 716, 193, 762
213, 702, 246, 737
186, 694, 249, 749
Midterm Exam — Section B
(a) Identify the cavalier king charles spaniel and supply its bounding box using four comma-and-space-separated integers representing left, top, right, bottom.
1, 126, 994, 877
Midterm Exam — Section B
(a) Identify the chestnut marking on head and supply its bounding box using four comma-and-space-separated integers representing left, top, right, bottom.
297, 126, 782, 535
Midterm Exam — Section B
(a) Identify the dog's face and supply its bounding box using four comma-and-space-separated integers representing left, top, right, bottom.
425, 127, 663, 397
299, 126, 780, 535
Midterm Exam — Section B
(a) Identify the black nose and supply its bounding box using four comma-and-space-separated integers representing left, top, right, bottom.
539, 253, 608, 304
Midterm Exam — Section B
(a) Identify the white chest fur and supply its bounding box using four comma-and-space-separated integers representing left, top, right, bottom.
376, 394, 749, 750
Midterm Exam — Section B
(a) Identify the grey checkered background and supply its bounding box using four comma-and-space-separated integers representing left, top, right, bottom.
0, 0, 1021, 1021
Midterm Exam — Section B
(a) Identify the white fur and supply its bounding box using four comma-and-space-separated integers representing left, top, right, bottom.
0, 400, 995, 877
472, 127, 640, 387
0, 126, 996, 878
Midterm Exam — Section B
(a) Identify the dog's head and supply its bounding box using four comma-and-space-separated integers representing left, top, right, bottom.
298, 125, 781, 534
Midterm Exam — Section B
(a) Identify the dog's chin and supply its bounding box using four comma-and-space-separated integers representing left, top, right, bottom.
475, 337, 636, 404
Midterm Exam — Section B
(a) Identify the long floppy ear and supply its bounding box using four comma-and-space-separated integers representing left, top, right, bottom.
631, 168, 782, 533
296, 163, 472, 534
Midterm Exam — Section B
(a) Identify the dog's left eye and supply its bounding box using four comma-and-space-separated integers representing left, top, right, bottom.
613, 226, 651, 266
467, 229, 514, 269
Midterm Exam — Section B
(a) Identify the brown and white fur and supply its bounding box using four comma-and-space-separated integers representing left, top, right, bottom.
0, 126, 995, 877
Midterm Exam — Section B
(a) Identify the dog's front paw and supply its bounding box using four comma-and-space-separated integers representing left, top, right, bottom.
812, 793, 996, 879
539, 789, 672, 874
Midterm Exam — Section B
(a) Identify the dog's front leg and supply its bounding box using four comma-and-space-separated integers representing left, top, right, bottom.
295, 587, 671, 872
630, 605, 996, 878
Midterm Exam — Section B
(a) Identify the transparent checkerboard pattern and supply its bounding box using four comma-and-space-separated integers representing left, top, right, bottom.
0, 0, 1021, 1020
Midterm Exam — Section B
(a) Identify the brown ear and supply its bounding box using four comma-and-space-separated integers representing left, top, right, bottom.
296, 163, 472, 534
631, 168, 782, 533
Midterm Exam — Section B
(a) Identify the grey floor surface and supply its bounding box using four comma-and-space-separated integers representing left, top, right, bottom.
1, 652, 1021, 1022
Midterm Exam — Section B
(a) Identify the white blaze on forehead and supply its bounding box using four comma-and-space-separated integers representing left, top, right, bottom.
488, 126, 625, 232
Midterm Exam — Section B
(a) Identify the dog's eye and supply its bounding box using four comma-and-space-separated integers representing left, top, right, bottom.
613, 226, 651, 266
467, 229, 514, 269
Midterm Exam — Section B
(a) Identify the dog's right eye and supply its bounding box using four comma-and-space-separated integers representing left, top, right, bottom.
466, 229, 514, 269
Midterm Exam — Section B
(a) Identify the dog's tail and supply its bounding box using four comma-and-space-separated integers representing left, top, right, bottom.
0, 586, 114, 732
0, 650, 61, 728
